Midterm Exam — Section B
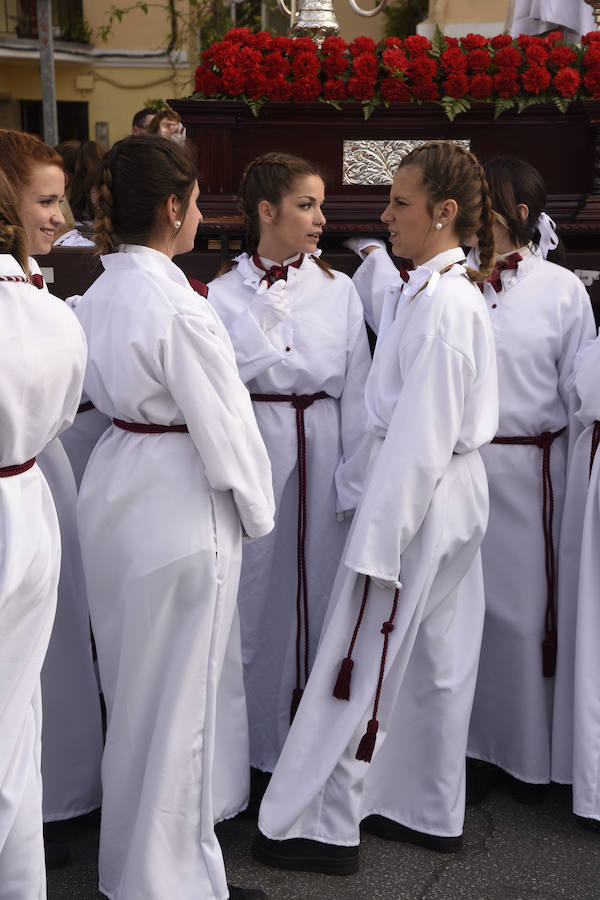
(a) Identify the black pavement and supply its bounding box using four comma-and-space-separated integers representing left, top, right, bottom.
47, 782, 600, 899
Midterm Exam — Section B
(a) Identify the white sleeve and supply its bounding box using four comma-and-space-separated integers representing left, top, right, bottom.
158, 312, 275, 539
557, 281, 596, 456
352, 247, 402, 333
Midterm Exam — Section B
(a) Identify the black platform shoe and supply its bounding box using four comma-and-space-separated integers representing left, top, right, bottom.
506, 777, 548, 806
252, 831, 359, 875
362, 814, 463, 853
44, 837, 70, 870
466, 758, 501, 805
227, 885, 267, 899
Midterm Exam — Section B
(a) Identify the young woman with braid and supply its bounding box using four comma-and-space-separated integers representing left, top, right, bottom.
0, 168, 86, 897
463, 157, 595, 804
252, 140, 499, 872
0, 129, 104, 862
75, 133, 274, 900
207, 152, 372, 784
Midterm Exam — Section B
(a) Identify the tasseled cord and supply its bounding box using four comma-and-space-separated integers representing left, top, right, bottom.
355, 588, 400, 764
332, 576, 371, 700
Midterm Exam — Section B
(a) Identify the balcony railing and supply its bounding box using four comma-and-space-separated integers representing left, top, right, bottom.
1, 0, 90, 43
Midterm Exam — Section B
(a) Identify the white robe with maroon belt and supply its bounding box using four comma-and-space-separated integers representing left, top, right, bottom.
259, 247, 498, 843
76, 245, 275, 900
28, 260, 104, 822
0, 254, 86, 899
510, 0, 594, 39
208, 253, 371, 774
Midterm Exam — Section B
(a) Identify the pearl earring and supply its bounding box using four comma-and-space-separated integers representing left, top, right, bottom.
174, 220, 181, 229
435, 222, 442, 230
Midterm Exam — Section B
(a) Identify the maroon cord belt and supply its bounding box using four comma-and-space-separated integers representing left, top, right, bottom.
112, 418, 188, 434
0, 458, 36, 477
590, 422, 600, 479
491, 427, 566, 678
251, 390, 332, 722
77, 401, 95, 414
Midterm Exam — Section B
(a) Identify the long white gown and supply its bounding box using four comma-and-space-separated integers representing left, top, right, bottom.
259, 247, 498, 843
76, 244, 275, 900
28, 260, 104, 822
208, 253, 371, 773
465, 248, 594, 784
0, 253, 86, 900
510, 0, 595, 37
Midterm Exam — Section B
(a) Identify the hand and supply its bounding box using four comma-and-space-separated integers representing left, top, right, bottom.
343, 237, 386, 258
250, 279, 290, 332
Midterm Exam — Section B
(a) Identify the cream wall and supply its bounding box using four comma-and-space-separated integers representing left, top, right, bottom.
420, 0, 511, 36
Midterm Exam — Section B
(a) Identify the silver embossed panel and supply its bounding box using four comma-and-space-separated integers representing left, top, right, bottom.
342, 139, 471, 185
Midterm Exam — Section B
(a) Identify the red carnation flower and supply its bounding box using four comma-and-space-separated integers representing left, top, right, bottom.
493, 68, 520, 97
323, 78, 348, 100
347, 75, 376, 100
584, 44, 600, 68
194, 66, 221, 95
490, 34, 513, 50
224, 27, 252, 44
553, 67, 581, 98
408, 55, 437, 79
583, 32, 600, 45
584, 65, 600, 97
289, 36, 318, 55
469, 73, 493, 99
247, 31, 273, 51
323, 53, 348, 77
543, 31, 563, 47
266, 76, 293, 102
441, 47, 467, 72
212, 42, 241, 69
263, 51, 290, 79
525, 43, 549, 66
403, 34, 431, 57
221, 66, 245, 95
271, 35, 294, 53
548, 45, 577, 68
494, 46, 522, 68
349, 36, 376, 56
292, 51, 320, 77
382, 47, 409, 71
460, 33, 488, 50
521, 64, 551, 93
445, 37, 459, 48
238, 46, 262, 69
466, 48, 491, 73
443, 72, 470, 98
384, 36, 402, 49
352, 52, 379, 78
244, 71, 269, 99
516, 33, 538, 50
322, 36, 347, 54
411, 79, 439, 100
292, 76, 322, 101
380, 76, 411, 101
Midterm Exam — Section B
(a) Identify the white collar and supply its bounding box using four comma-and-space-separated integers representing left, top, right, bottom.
404, 247, 466, 301
101, 244, 191, 290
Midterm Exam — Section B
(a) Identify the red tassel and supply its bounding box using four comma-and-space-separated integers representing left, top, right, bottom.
356, 718, 379, 763
542, 633, 557, 678
290, 687, 303, 724
332, 657, 354, 701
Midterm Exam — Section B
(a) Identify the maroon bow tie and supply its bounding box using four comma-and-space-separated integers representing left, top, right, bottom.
253, 253, 304, 286
30, 273, 44, 289
187, 277, 208, 298
398, 260, 415, 284
481, 252, 522, 293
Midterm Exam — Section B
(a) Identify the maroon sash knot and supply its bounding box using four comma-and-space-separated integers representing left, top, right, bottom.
480, 252, 522, 294
252, 253, 304, 287
30, 273, 45, 289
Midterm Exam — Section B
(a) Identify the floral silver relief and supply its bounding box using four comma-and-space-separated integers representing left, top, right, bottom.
342, 139, 471, 185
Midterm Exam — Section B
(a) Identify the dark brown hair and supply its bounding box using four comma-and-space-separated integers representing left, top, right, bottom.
0, 168, 30, 276
225, 151, 333, 279
67, 140, 104, 223
483, 156, 547, 250
94, 133, 197, 254
399, 140, 496, 281
0, 129, 63, 188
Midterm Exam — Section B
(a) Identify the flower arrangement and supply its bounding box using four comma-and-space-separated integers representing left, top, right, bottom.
193, 26, 600, 121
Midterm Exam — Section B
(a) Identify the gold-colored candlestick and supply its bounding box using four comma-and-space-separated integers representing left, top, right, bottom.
585, 0, 600, 28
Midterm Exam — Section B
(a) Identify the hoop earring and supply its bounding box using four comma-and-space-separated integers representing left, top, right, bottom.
435, 222, 442, 230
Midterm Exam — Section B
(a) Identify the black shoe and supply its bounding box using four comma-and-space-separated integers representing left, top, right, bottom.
362, 815, 463, 853
238, 768, 271, 820
466, 758, 501, 806
252, 830, 359, 875
227, 885, 267, 900
575, 815, 600, 833
44, 838, 70, 869
507, 777, 548, 806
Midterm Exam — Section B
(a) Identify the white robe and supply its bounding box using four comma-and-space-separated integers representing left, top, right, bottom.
76, 245, 275, 900
259, 247, 498, 843
510, 0, 595, 38
0, 254, 86, 900
28, 261, 104, 822
208, 254, 371, 773
465, 249, 594, 784
561, 337, 600, 819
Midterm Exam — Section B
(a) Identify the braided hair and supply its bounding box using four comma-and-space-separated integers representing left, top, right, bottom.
398, 141, 496, 281
94, 134, 196, 255
482, 156, 548, 250
0, 168, 30, 276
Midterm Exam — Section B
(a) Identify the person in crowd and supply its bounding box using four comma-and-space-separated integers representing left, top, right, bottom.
463, 157, 595, 803
75, 133, 274, 900
131, 106, 157, 134
509, 0, 594, 40
207, 152, 372, 800
0, 129, 104, 866
54, 140, 104, 247
253, 140, 498, 873
0, 166, 86, 897
147, 107, 185, 142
